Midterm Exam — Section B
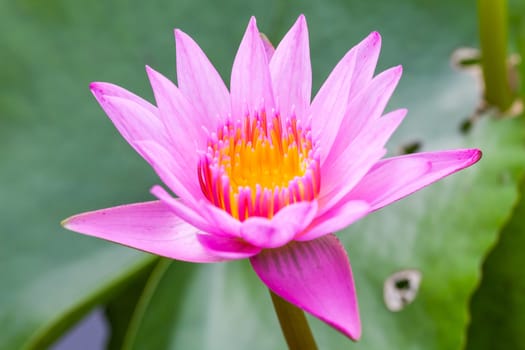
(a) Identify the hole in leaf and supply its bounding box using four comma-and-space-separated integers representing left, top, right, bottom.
384, 269, 422, 312
398, 141, 421, 155
459, 118, 473, 134
394, 278, 411, 290
450, 47, 481, 69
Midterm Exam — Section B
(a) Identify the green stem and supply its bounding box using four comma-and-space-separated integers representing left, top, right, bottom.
477, 0, 514, 111
270, 291, 318, 350
518, 17, 525, 99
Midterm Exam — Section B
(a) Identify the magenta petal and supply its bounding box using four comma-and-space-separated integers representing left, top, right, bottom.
197, 234, 261, 259
250, 234, 361, 340
240, 201, 318, 248
270, 15, 311, 121
350, 149, 482, 211
231, 17, 275, 118
174, 29, 230, 121
62, 201, 224, 263
199, 201, 242, 237
297, 200, 370, 242
151, 185, 216, 233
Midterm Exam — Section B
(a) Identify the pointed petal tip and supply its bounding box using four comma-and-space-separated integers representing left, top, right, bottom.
395, 64, 403, 74
89, 82, 108, 97
471, 148, 482, 163
61, 212, 89, 231
250, 235, 361, 341
89, 81, 99, 91
174, 28, 191, 44
380, 64, 403, 84
248, 16, 257, 28
369, 31, 381, 45
144, 65, 160, 82
327, 318, 362, 341
60, 216, 71, 229
294, 14, 308, 37
296, 14, 307, 27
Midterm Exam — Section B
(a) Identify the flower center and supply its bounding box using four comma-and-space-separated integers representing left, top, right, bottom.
198, 110, 320, 221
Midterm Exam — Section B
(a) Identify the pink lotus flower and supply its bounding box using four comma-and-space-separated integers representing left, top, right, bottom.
63, 15, 481, 340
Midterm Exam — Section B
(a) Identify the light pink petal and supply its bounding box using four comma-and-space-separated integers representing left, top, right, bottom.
146, 66, 208, 151
151, 186, 243, 240
324, 65, 403, 165
311, 31, 381, 159
90, 90, 170, 158
62, 201, 224, 263
347, 31, 382, 100
154, 183, 241, 239
297, 200, 370, 242
175, 29, 230, 121
240, 201, 318, 248
90, 82, 158, 116
135, 141, 202, 202
145, 67, 216, 201
151, 185, 216, 233
197, 234, 261, 259
230, 17, 275, 118
270, 15, 311, 121
311, 46, 356, 161
349, 149, 482, 211
320, 109, 406, 212
250, 234, 361, 340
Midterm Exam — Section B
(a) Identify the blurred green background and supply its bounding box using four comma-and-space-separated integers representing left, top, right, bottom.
1, 0, 524, 349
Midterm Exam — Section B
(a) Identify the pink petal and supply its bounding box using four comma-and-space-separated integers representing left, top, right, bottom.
269, 15, 311, 121
320, 109, 406, 212
311, 46, 356, 161
197, 234, 261, 259
324, 65, 403, 166
349, 149, 482, 211
240, 201, 318, 248
250, 234, 361, 340
90, 82, 158, 116
135, 141, 202, 202
230, 17, 275, 118
296, 200, 370, 242
154, 186, 242, 239
174, 29, 230, 121
62, 201, 224, 263
347, 31, 382, 101
311, 31, 381, 160
151, 185, 217, 234
144, 67, 209, 200
146, 66, 208, 149
90, 86, 170, 158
